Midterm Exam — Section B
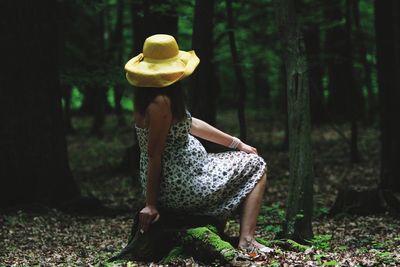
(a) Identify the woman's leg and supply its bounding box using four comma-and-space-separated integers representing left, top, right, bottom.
238, 172, 267, 249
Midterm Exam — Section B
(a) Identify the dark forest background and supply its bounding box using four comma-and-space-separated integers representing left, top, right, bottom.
0, 0, 399, 266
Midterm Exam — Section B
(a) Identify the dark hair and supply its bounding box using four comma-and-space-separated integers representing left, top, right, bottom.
133, 82, 187, 120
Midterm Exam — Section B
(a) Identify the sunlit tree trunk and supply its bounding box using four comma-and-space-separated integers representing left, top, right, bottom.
275, 0, 314, 242
0, 0, 79, 207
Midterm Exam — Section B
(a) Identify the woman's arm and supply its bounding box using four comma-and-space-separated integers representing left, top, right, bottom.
138, 95, 172, 233
190, 117, 258, 154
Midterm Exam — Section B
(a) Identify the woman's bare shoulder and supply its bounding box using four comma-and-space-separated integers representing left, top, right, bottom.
147, 95, 172, 122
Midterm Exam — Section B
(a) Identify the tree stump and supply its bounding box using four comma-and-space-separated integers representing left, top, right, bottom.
109, 206, 244, 265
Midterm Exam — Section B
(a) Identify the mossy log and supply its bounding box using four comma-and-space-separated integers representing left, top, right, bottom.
109, 206, 244, 265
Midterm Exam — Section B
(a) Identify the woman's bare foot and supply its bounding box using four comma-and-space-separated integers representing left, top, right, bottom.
238, 237, 274, 254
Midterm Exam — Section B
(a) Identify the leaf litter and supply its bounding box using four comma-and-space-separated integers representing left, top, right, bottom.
1, 113, 399, 266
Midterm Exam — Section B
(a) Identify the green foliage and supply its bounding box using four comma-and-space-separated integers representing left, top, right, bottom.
308, 234, 332, 251
258, 203, 285, 234
71, 87, 84, 109
262, 224, 282, 234
259, 203, 285, 219
374, 250, 396, 264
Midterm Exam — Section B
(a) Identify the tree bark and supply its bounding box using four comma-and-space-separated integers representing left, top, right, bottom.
274, 0, 314, 242
375, 0, 400, 193
190, 0, 217, 126
112, 0, 125, 126
345, 0, 361, 163
89, 8, 107, 136
0, 0, 79, 207
226, 0, 247, 141
303, 24, 325, 124
60, 81, 75, 134
324, 0, 352, 122
353, 0, 375, 123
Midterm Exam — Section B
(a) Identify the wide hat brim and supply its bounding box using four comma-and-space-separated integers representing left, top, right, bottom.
125, 50, 200, 87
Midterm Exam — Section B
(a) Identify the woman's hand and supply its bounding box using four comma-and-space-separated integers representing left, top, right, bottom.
238, 142, 258, 155
138, 205, 160, 234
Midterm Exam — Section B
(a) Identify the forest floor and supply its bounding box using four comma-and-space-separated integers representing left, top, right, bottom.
1, 110, 399, 266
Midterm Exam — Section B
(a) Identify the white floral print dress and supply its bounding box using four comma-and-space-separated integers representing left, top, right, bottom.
135, 111, 267, 218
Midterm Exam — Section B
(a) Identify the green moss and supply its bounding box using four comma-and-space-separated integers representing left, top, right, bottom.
205, 224, 218, 234
287, 239, 310, 252
255, 237, 273, 247
160, 246, 185, 264
184, 227, 236, 261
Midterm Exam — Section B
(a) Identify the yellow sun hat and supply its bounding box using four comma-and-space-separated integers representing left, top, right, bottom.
124, 34, 200, 87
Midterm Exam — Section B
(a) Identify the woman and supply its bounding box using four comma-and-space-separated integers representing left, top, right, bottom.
125, 34, 271, 253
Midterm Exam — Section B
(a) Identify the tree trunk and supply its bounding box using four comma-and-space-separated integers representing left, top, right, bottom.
90, 8, 107, 136
60, 81, 75, 134
375, 0, 400, 194
345, 0, 361, 163
353, 0, 375, 123
190, 0, 216, 126
274, 0, 314, 242
324, 0, 351, 122
303, 24, 325, 124
0, 0, 79, 207
226, 0, 247, 142
112, 0, 125, 126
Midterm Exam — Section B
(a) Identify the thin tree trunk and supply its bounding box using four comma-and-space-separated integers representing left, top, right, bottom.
61, 82, 75, 134
324, 0, 351, 122
275, 0, 314, 242
345, 0, 360, 163
112, 0, 125, 126
226, 0, 247, 141
353, 0, 375, 123
191, 0, 216, 125
90, 8, 107, 136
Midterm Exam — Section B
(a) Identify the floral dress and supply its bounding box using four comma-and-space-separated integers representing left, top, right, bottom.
135, 111, 267, 218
